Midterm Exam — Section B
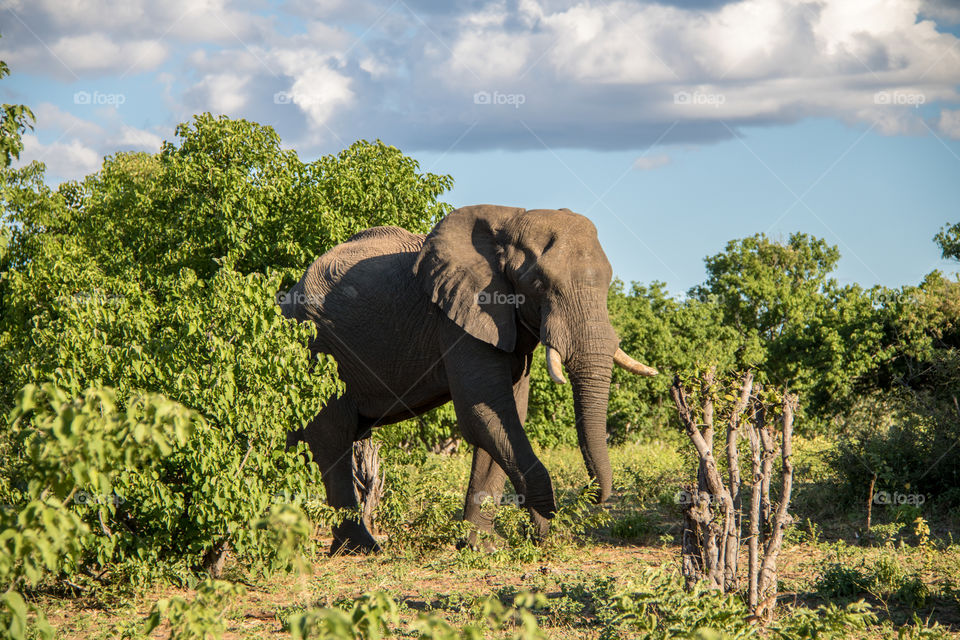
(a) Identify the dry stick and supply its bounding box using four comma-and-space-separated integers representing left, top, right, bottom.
671, 375, 732, 591
700, 368, 721, 587
758, 419, 776, 549
746, 396, 765, 610
725, 371, 754, 591
756, 394, 797, 619
866, 472, 877, 534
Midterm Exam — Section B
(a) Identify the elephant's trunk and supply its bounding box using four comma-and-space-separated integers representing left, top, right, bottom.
566, 353, 615, 503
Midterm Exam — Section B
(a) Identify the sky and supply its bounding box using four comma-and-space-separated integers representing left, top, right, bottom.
2, 0, 959, 294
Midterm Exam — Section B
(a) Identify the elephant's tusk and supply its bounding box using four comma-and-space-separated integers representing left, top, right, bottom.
545, 346, 567, 384
614, 348, 658, 377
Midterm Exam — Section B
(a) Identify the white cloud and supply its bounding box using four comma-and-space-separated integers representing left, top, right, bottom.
186, 73, 251, 114
921, 0, 960, 24
13, 103, 167, 180
632, 154, 672, 170
6, 0, 960, 157
287, 67, 354, 131
50, 34, 167, 73
938, 109, 960, 139
32, 103, 104, 139
114, 124, 163, 151
19, 134, 101, 179
270, 49, 355, 133
449, 29, 533, 81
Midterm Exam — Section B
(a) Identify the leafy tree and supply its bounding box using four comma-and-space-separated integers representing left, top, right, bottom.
0, 52, 34, 169
688, 233, 889, 425
0, 113, 454, 591
53, 115, 452, 285
694, 233, 840, 343
0, 52, 35, 293
934, 221, 960, 262
603, 281, 740, 441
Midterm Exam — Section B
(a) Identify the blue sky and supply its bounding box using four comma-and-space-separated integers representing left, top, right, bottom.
2, 0, 959, 293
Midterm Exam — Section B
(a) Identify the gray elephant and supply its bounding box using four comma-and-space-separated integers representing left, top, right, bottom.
279, 205, 656, 554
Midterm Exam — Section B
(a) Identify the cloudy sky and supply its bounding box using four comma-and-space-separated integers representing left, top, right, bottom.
2, 0, 959, 291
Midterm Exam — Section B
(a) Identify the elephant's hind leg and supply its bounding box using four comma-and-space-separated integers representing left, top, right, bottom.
301, 395, 381, 555
460, 446, 508, 551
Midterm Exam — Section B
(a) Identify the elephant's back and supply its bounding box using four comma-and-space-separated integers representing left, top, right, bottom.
303, 226, 423, 294
288, 225, 451, 408
283, 225, 426, 326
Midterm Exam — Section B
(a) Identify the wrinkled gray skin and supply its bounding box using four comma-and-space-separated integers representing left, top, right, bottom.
279, 205, 656, 554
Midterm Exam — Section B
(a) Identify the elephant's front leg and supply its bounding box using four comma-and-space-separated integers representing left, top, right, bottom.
460, 375, 531, 550
447, 345, 555, 539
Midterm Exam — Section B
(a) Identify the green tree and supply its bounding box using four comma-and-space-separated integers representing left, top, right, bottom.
41, 114, 452, 286
0, 53, 34, 169
0, 113, 454, 590
935, 221, 960, 262
689, 233, 888, 424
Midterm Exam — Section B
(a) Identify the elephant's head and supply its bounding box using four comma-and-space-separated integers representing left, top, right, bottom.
413, 205, 657, 502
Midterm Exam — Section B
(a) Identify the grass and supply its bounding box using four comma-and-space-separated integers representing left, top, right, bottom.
33, 440, 960, 639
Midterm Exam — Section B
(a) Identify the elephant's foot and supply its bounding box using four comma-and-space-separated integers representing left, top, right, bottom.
329, 523, 381, 556
457, 526, 504, 553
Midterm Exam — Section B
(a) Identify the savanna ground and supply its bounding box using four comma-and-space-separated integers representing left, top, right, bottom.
37, 439, 960, 639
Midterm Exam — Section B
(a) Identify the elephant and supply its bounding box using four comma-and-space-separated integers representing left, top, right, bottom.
279, 204, 657, 554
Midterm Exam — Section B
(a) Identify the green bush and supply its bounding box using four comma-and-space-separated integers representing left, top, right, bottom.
144, 578, 246, 640
1, 384, 198, 639
0, 112, 456, 588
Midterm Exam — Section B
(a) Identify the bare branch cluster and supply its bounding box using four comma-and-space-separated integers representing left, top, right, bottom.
671, 369, 798, 621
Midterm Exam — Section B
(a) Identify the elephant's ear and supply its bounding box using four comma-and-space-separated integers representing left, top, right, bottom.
413, 205, 523, 352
